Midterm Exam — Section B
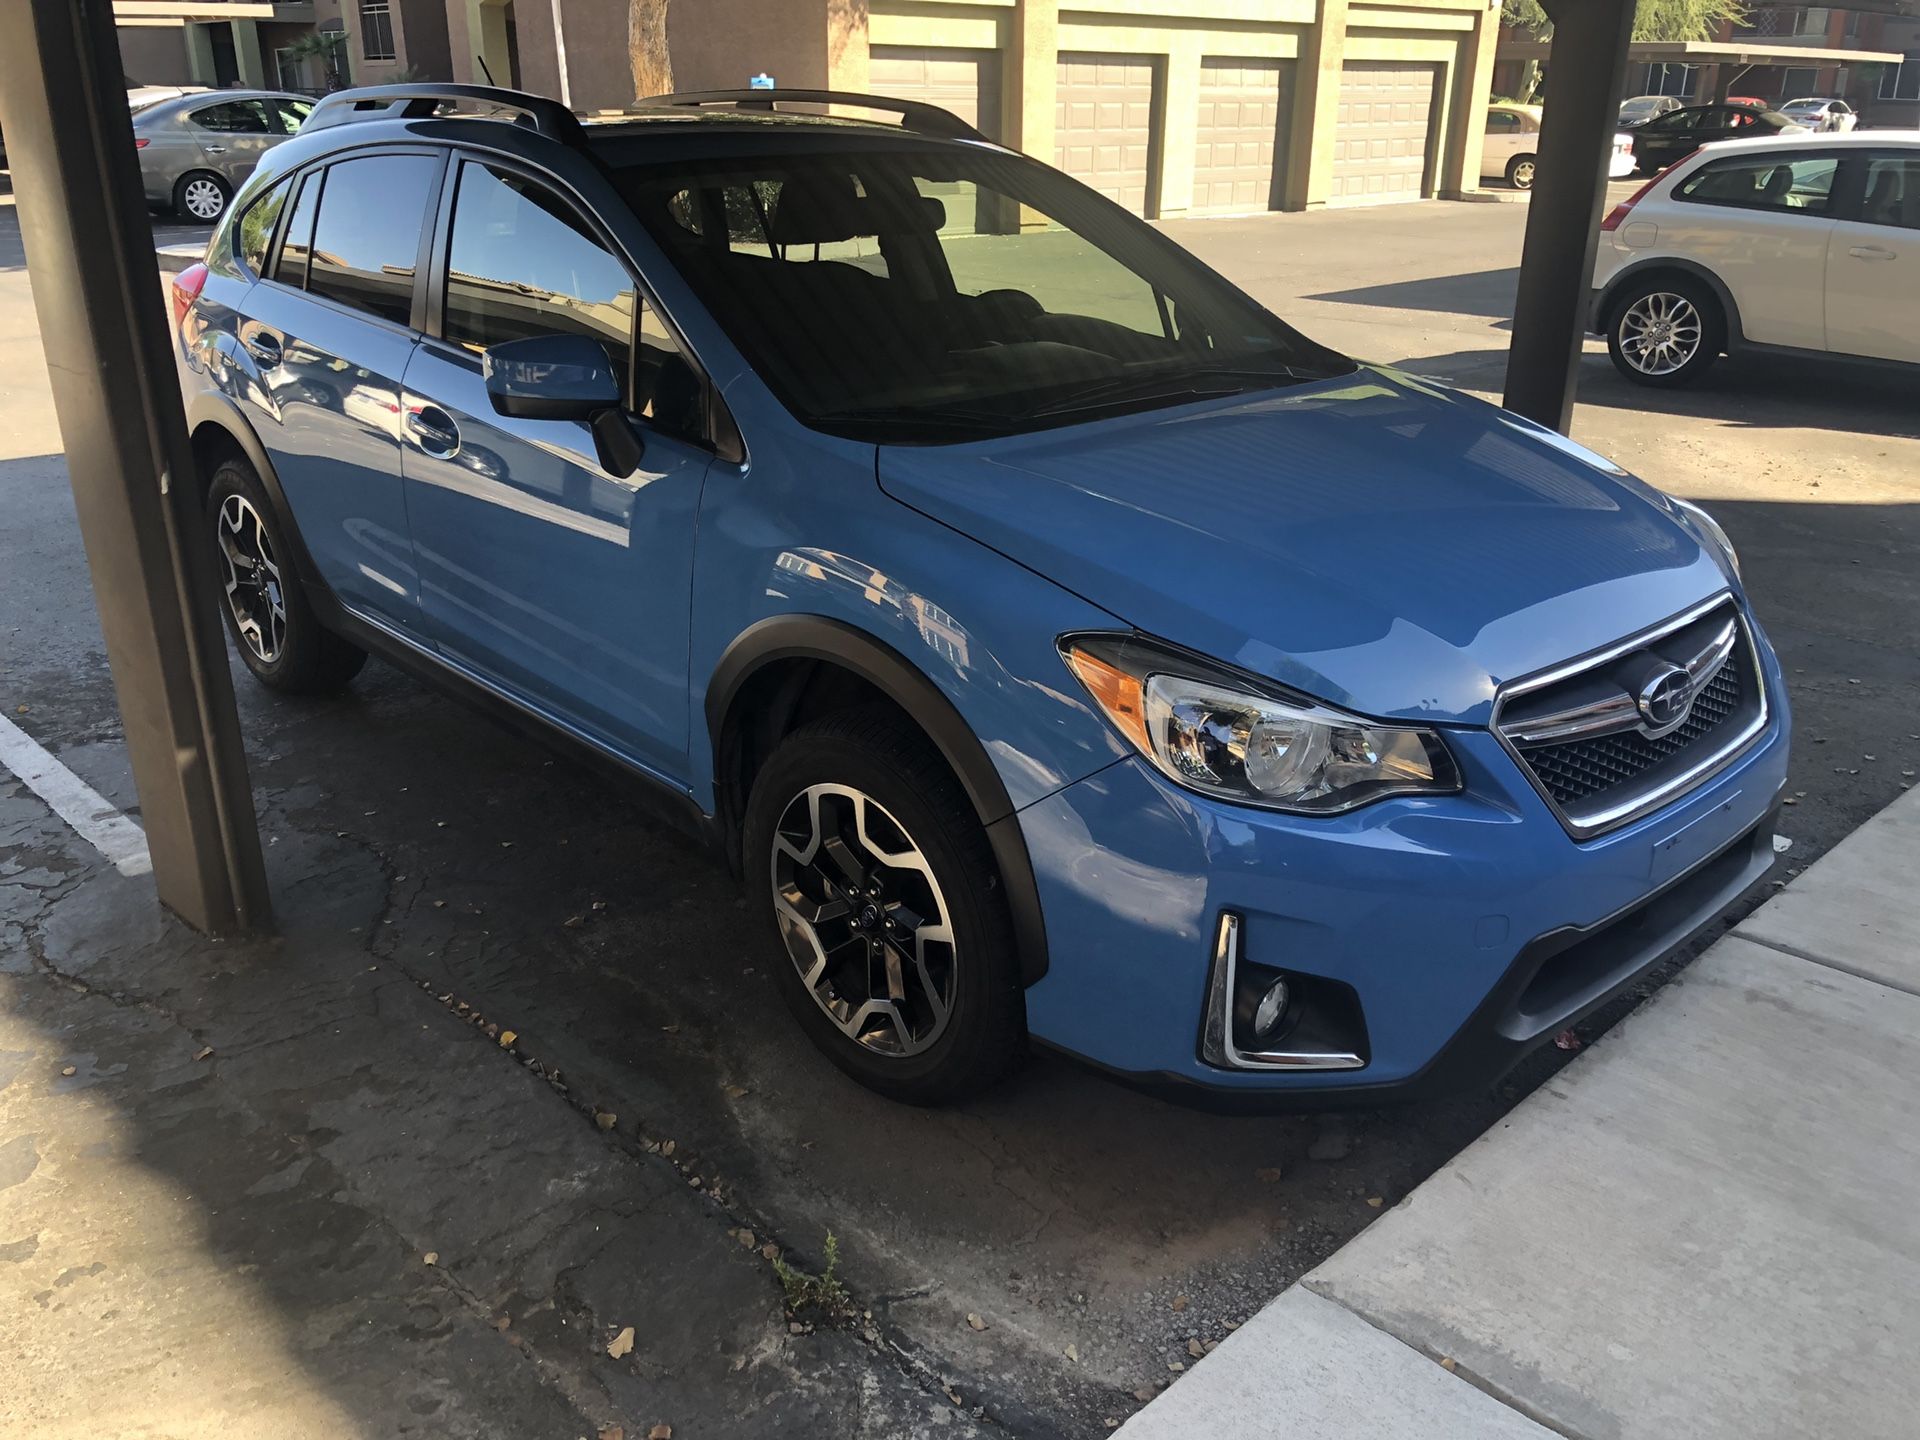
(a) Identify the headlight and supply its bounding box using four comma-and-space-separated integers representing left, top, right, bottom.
1060, 634, 1459, 815
1672, 497, 1741, 582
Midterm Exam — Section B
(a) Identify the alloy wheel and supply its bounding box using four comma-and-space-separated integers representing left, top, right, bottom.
769, 783, 957, 1059
183, 177, 225, 220
1618, 291, 1703, 376
215, 493, 286, 664
1513, 159, 1536, 189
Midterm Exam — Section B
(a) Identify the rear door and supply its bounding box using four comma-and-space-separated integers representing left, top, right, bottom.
1664, 149, 1842, 350
399, 156, 711, 777
185, 99, 276, 191
1824, 150, 1920, 363
1481, 107, 1525, 177
231, 150, 444, 632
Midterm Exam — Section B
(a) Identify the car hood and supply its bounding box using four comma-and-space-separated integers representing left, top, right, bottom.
877, 367, 1731, 726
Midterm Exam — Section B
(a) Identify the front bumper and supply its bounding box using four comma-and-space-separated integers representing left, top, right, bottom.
1018, 621, 1791, 1105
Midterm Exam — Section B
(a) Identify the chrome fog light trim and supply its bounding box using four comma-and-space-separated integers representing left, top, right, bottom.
1200, 912, 1366, 1072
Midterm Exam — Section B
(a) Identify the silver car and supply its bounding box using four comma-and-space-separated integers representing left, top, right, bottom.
134, 90, 314, 224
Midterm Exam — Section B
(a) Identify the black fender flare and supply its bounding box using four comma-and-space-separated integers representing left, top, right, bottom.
708, 615, 1050, 987
1594, 257, 1746, 348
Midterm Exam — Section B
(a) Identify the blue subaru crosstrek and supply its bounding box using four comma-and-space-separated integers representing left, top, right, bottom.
172, 84, 1790, 1107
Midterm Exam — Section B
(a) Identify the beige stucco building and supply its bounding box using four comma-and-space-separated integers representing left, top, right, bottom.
451, 0, 1499, 215
116, 0, 1498, 216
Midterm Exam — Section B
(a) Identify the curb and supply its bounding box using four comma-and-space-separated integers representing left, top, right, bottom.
155, 244, 202, 277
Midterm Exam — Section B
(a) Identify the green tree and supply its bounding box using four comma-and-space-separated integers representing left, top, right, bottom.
1503, 0, 1747, 42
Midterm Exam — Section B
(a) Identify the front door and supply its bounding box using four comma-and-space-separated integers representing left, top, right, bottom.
231, 151, 444, 632
400, 157, 710, 780
183, 98, 277, 194
1824, 151, 1920, 363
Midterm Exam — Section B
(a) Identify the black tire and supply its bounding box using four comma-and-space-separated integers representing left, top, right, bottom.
1506, 153, 1537, 190
173, 169, 230, 224
743, 708, 1026, 1104
1604, 273, 1724, 388
205, 457, 367, 694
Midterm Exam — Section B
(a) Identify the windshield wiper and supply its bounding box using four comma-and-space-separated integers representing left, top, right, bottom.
1021, 362, 1324, 420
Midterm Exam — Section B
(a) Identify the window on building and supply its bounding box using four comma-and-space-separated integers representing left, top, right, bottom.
359, 0, 396, 61
305, 154, 440, 324
1676, 154, 1839, 213
1879, 57, 1920, 101
1645, 63, 1698, 98
1781, 67, 1820, 96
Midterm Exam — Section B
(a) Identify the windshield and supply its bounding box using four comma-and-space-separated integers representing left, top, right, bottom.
615, 142, 1352, 442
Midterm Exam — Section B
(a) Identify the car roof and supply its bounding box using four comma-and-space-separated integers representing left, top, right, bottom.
137, 89, 307, 116
1691, 128, 1920, 157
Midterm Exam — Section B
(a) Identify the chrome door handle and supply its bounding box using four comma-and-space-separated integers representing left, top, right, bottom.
405, 405, 461, 457
203, 144, 227, 154
240, 329, 282, 366
1848, 245, 1897, 261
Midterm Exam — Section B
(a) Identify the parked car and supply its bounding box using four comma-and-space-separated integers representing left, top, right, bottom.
1779, 97, 1858, 133
173, 84, 1789, 1106
1618, 95, 1684, 128
135, 90, 314, 223
1592, 132, 1918, 384
1483, 102, 1634, 189
1630, 103, 1806, 174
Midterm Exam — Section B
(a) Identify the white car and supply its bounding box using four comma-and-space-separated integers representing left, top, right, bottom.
1482, 102, 1635, 190
1589, 131, 1920, 384
1779, 98, 1858, 133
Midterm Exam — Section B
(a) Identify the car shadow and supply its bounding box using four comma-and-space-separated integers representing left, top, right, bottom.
1306, 265, 1520, 322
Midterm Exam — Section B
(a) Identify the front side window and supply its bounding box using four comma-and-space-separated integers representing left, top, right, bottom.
192, 100, 272, 134
305, 153, 440, 324
443, 165, 633, 374
617, 144, 1349, 441
1677, 154, 1839, 214
1860, 156, 1920, 230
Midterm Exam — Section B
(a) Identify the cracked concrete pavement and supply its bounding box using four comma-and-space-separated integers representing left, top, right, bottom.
5, 192, 1918, 1438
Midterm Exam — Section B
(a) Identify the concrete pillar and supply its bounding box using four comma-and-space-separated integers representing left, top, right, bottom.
1008, 0, 1058, 164
1282, 0, 1348, 211
1439, 5, 1499, 198
232, 19, 267, 88
183, 21, 217, 85
1156, 36, 1204, 219
827, 0, 870, 92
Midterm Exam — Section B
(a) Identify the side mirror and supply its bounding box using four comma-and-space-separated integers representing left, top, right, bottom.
482, 334, 622, 422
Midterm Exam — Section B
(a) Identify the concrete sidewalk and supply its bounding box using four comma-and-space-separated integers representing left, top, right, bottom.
1120, 790, 1920, 1440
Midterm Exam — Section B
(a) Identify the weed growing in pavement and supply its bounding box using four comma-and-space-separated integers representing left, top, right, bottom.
772, 1231, 850, 1316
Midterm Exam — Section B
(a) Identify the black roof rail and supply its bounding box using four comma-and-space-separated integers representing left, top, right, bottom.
302, 83, 585, 143
629, 89, 989, 144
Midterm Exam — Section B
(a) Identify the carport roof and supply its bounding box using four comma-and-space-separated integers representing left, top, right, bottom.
1497, 39, 1903, 67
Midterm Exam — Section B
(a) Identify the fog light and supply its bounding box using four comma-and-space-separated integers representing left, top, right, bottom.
1252, 976, 1290, 1040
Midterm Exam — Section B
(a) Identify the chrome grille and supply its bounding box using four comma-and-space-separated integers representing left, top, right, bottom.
1494, 597, 1767, 839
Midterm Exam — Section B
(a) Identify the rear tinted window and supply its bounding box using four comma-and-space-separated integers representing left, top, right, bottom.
192, 100, 271, 134
1677, 154, 1838, 214
304, 154, 440, 325
238, 178, 289, 277
273, 170, 322, 287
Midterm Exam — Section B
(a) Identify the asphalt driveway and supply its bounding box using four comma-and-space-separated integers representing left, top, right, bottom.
4, 192, 1917, 1437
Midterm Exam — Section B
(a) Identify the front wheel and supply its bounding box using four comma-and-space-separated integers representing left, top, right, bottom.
1605, 276, 1724, 387
743, 709, 1026, 1105
1506, 154, 1537, 190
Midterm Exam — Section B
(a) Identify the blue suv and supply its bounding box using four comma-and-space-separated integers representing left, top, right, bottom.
174, 84, 1789, 1106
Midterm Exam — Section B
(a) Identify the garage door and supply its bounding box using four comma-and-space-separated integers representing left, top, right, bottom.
1056, 53, 1158, 214
1331, 62, 1438, 205
869, 45, 1001, 141
1192, 58, 1294, 214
